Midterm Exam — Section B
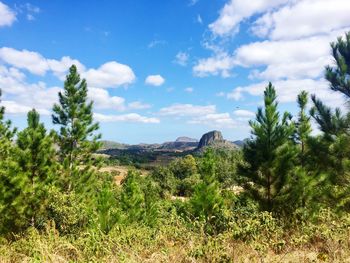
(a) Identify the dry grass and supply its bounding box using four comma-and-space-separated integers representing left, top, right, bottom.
0, 218, 349, 263
99, 165, 149, 185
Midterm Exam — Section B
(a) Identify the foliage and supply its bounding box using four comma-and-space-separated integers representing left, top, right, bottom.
190, 149, 226, 234
150, 166, 177, 197
120, 171, 146, 222
52, 65, 101, 194
240, 83, 296, 212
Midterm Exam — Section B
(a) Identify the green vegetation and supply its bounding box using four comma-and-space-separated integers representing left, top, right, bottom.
1, 33, 350, 262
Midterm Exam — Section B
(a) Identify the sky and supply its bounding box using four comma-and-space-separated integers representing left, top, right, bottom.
0, 0, 349, 144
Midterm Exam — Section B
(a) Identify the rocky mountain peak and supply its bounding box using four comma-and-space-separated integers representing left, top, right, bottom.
197, 130, 224, 148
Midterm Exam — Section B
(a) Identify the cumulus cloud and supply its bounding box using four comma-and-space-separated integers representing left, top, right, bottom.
209, 0, 290, 37
188, 113, 237, 127
235, 33, 341, 80
227, 79, 345, 107
233, 109, 256, 122
193, 52, 236, 77
252, 0, 350, 40
48, 56, 86, 79
83, 61, 135, 88
88, 87, 126, 111
128, 101, 152, 110
159, 103, 245, 128
233, 109, 255, 118
174, 52, 189, 66
200, 0, 350, 79
94, 113, 160, 123
0, 63, 143, 117
194, 0, 350, 113
145, 74, 165, 86
0, 65, 61, 111
0, 47, 49, 75
0, 2, 16, 27
0, 47, 136, 89
159, 104, 216, 117
1, 100, 50, 115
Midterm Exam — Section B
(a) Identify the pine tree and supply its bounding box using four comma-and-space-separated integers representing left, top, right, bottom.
190, 149, 224, 232
240, 83, 296, 212
312, 32, 350, 138
120, 171, 145, 222
52, 65, 101, 193
310, 95, 347, 140
0, 109, 56, 233
0, 89, 21, 233
308, 32, 350, 211
0, 89, 16, 157
16, 109, 56, 227
290, 92, 326, 211
325, 32, 350, 98
95, 178, 119, 234
295, 91, 312, 159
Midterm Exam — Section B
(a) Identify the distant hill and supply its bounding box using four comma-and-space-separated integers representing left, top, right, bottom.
99, 131, 242, 166
175, 136, 198, 143
100, 140, 129, 150
233, 140, 245, 147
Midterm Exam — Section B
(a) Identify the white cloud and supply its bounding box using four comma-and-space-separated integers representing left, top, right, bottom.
233, 109, 256, 122
227, 79, 345, 107
233, 109, 255, 117
0, 73, 60, 115
159, 104, 216, 117
2, 100, 50, 115
0, 47, 135, 88
184, 87, 194, 93
0, 47, 49, 75
0, 64, 141, 116
235, 34, 338, 80
174, 52, 189, 66
83, 61, 135, 88
188, 113, 237, 127
198, 0, 350, 81
0, 2, 16, 27
193, 52, 236, 77
48, 56, 86, 79
209, 0, 290, 37
159, 102, 249, 129
252, 0, 350, 40
145, 74, 165, 86
94, 113, 160, 123
0, 47, 85, 78
128, 101, 152, 110
88, 87, 126, 111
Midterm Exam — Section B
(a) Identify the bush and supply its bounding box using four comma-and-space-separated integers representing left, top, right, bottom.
46, 187, 89, 235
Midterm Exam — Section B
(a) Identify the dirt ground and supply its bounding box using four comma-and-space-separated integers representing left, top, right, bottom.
100, 165, 149, 185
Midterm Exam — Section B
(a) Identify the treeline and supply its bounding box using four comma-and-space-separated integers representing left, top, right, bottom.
0, 32, 350, 261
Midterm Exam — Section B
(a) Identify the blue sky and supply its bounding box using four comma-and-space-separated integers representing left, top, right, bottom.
0, 0, 349, 143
